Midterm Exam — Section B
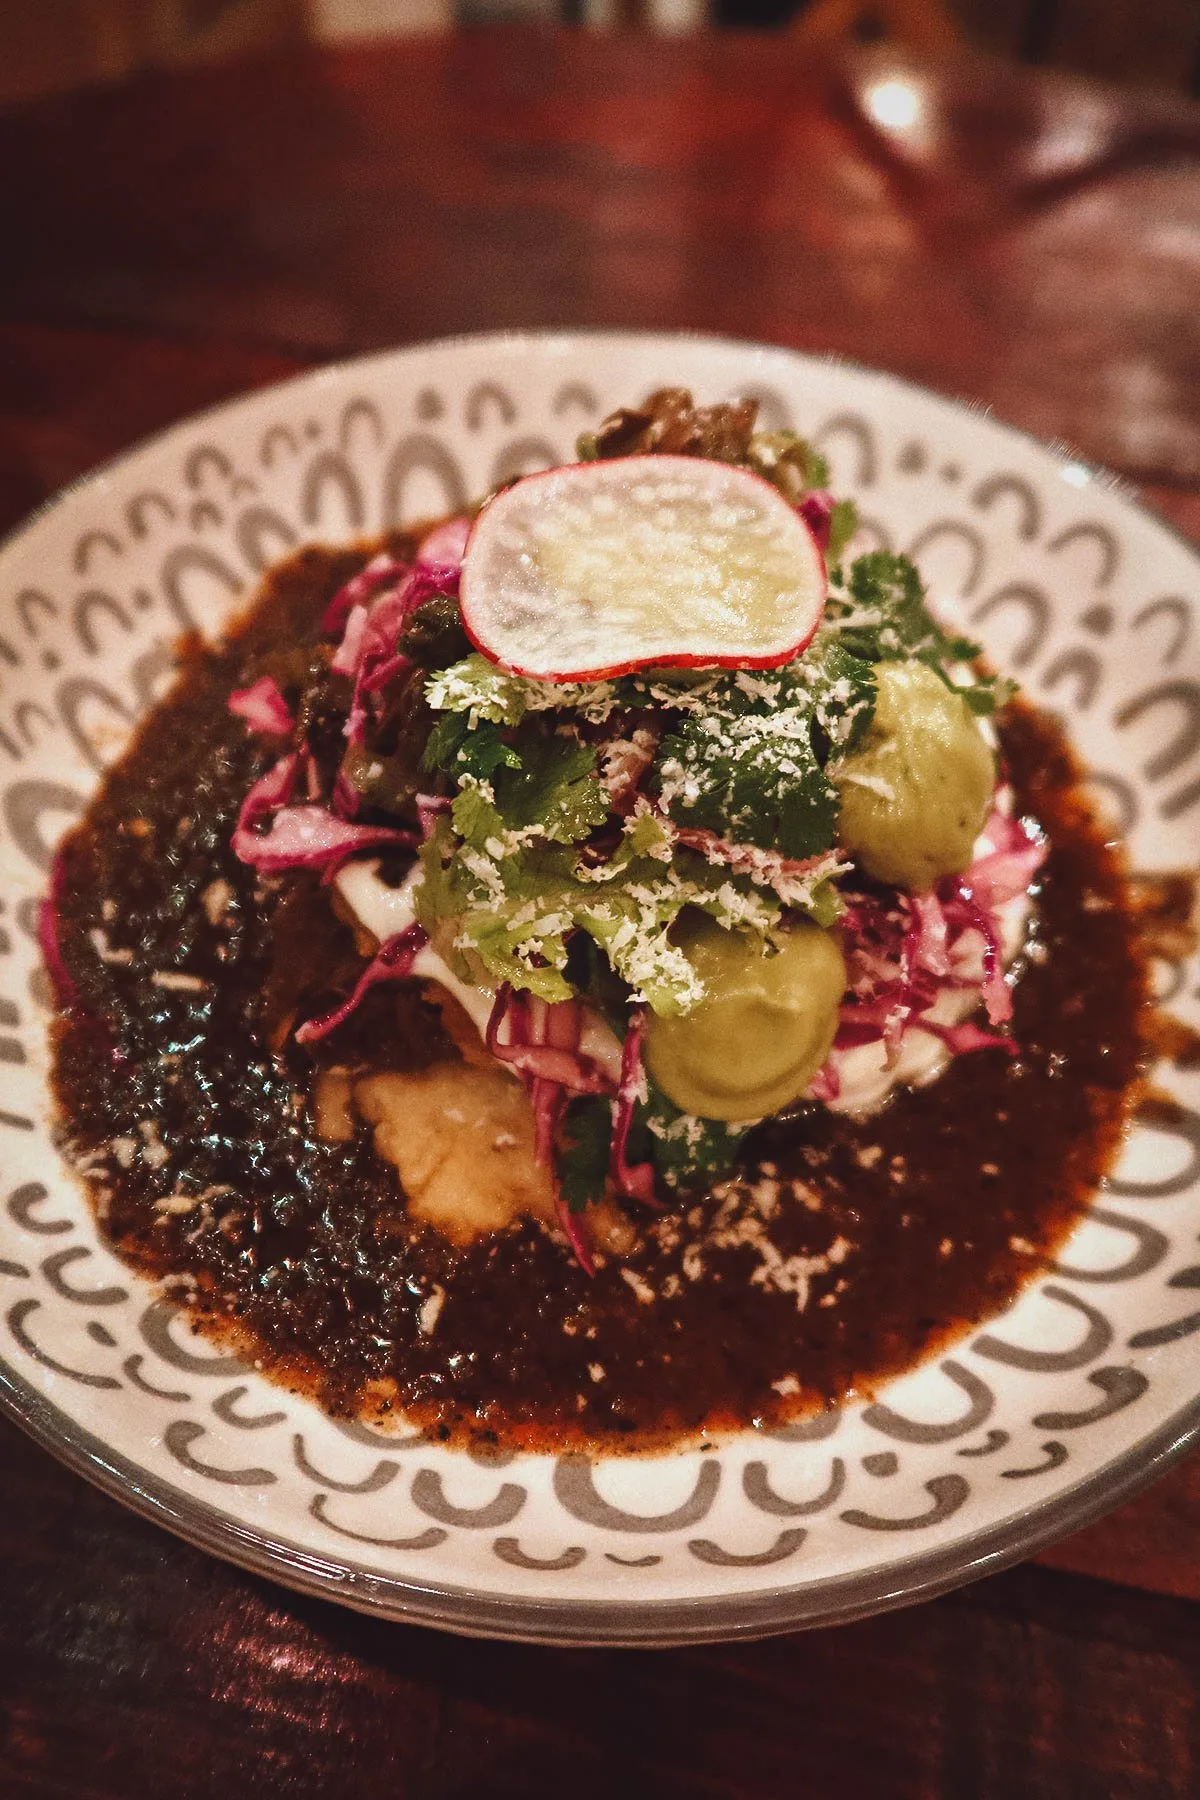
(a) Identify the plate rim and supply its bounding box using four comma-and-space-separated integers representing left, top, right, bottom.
3, 1356, 1198, 1645
5, 325, 1199, 576
2, 327, 1198, 1643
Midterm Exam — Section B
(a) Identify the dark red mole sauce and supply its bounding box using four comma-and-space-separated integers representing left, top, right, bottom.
49, 537, 1148, 1453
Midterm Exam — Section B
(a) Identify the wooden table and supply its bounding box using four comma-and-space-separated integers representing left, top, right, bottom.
1, 27, 1198, 1796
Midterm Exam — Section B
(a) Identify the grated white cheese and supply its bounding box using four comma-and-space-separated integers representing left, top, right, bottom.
151, 970, 208, 994
418, 1284, 446, 1335
88, 928, 134, 966
620, 1267, 657, 1306
137, 1119, 169, 1170
201, 878, 234, 926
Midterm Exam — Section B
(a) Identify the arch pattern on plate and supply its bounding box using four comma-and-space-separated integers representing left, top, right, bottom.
0, 358, 1195, 1596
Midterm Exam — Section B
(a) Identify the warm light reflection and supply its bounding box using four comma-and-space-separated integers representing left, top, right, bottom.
863, 78, 923, 132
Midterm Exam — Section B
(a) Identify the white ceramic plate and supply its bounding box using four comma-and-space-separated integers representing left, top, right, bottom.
1, 332, 1197, 1646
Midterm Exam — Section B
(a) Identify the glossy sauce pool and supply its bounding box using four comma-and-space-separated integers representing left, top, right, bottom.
49, 541, 1148, 1452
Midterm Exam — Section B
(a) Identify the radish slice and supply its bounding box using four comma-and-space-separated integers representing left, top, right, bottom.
460, 455, 827, 681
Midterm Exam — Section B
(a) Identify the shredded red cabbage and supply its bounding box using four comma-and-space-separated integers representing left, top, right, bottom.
484, 987, 613, 1095
531, 1002, 592, 1263
331, 767, 360, 820
231, 752, 414, 873
806, 1061, 840, 1103
365, 565, 460, 662
234, 804, 416, 873
939, 885, 1007, 1024
332, 561, 462, 752
360, 650, 412, 696
610, 1008, 657, 1205
358, 567, 461, 675
484, 987, 623, 1274
920, 1016, 1017, 1056
39, 853, 79, 1013
330, 603, 370, 677
909, 891, 951, 978
815, 806, 1045, 1089
294, 924, 428, 1045
962, 807, 1046, 910
228, 676, 294, 737
799, 490, 835, 553
235, 751, 300, 831
321, 553, 411, 637
417, 517, 471, 565
557, 1186, 596, 1276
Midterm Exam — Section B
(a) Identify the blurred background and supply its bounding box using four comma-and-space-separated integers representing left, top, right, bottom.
3, 0, 1199, 110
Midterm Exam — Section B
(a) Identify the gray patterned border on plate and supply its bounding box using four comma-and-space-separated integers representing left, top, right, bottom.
0, 332, 1197, 1644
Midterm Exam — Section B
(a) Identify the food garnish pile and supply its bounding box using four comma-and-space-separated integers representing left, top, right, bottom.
221, 389, 1043, 1271
48, 385, 1158, 1442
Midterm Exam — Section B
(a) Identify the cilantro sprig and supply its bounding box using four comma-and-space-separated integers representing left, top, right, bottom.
557, 1096, 614, 1215
650, 641, 875, 860
826, 551, 1011, 716
448, 738, 609, 851
557, 1081, 751, 1215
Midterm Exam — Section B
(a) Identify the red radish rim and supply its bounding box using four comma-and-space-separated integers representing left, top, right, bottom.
459, 457, 828, 683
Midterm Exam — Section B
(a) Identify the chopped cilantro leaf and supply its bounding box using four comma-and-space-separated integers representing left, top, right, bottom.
631, 1077, 751, 1193
825, 550, 1009, 715
558, 1096, 613, 1214
492, 737, 609, 844
803, 874, 844, 930
805, 640, 877, 760
959, 676, 1016, 716
422, 711, 521, 782
826, 551, 972, 664
424, 653, 531, 727
652, 665, 844, 860
442, 730, 608, 852
449, 779, 504, 851
560, 1080, 751, 1216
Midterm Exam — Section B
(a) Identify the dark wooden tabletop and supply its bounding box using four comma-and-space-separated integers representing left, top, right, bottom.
0, 26, 1198, 1797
